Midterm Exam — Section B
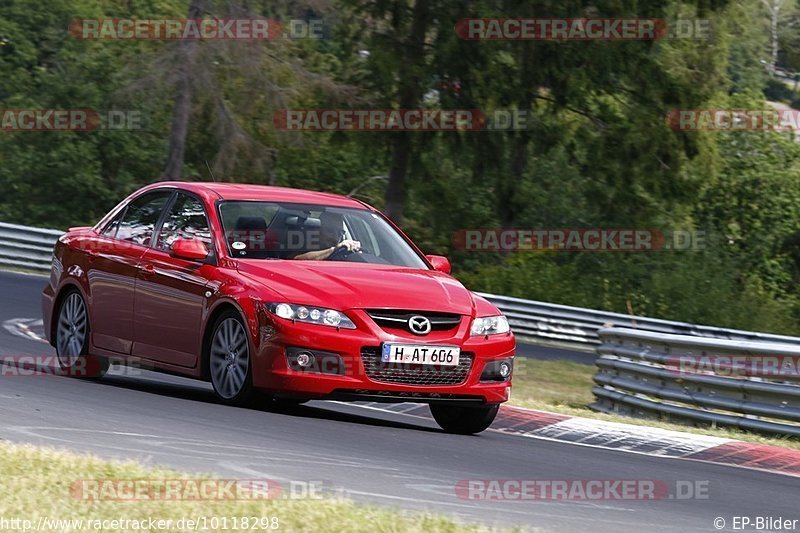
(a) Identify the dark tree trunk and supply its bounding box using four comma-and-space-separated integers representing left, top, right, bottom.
386, 132, 410, 223
500, 133, 529, 229
498, 43, 535, 230
163, 0, 207, 180
383, 0, 432, 224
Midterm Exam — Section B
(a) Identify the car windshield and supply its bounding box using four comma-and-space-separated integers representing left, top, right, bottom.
218, 201, 429, 268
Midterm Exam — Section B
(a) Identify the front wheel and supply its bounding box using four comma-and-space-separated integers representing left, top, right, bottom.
430, 404, 499, 434
207, 311, 255, 405
55, 290, 108, 379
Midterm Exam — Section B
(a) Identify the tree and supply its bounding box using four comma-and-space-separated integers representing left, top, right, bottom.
163, 0, 208, 180
762, 0, 786, 68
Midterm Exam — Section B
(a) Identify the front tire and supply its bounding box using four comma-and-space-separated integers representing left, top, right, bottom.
430, 404, 499, 434
55, 290, 108, 379
207, 310, 255, 405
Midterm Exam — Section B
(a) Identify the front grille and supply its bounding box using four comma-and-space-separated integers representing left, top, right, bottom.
366, 310, 462, 334
360, 347, 473, 386
331, 389, 485, 404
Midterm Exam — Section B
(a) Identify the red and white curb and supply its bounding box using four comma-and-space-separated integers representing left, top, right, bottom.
352, 402, 800, 478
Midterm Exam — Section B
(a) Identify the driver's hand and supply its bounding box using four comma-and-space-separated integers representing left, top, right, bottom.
337, 239, 361, 252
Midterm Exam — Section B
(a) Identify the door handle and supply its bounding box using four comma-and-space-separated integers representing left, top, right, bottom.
140, 264, 156, 277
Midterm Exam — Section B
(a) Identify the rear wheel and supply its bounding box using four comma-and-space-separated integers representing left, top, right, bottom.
208, 311, 254, 405
55, 290, 108, 379
430, 404, 499, 434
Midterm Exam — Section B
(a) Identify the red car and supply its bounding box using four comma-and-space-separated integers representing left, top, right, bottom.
42, 182, 515, 434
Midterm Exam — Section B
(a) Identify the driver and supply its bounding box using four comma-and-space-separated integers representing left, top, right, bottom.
293, 211, 361, 260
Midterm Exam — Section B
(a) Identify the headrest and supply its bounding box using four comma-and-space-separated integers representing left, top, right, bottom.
234, 216, 267, 232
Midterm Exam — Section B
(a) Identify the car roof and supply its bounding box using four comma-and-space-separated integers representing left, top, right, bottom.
147, 181, 370, 209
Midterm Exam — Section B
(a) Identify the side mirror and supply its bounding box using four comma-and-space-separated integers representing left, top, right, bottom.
171, 238, 209, 261
426, 255, 451, 274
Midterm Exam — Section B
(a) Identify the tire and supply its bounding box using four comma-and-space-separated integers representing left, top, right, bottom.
429, 404, 500, 434
207, 310, 255, 405
54, 289, 108, 379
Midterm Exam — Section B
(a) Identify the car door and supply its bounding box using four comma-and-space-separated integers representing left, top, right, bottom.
86, 190, 173, 354
131, 191, 216, 368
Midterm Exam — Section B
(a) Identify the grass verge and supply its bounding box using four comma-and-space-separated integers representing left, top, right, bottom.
0, 441, 514, 532
509, 357, 800, 451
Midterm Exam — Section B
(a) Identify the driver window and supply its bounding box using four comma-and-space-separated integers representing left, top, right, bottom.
116, 191, 172, 246
156, 193, 212, 252
101, 209, 125, 238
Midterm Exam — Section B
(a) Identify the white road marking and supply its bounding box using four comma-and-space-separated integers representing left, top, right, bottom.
2, 318, 48, 343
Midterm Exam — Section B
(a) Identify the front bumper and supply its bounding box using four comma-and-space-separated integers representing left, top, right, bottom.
250, 308, 515, 405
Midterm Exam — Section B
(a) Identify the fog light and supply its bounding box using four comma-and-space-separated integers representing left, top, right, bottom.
296, 351, 314, 368
286, 347, 345, 375
480, 358, 513, 382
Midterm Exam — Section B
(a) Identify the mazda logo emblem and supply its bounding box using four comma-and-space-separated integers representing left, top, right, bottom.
408, 315, 432, 335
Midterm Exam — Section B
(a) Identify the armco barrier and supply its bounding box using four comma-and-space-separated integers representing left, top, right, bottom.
592, 327, 800, 437
478, 292, 800, 351
0, 222, 63, 272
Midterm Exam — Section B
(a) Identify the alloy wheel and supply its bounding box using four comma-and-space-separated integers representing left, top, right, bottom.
209, 317, 250, 400
56, 292, 88, 367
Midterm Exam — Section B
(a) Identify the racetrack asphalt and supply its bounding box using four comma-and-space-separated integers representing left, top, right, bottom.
0, 270, 797, 532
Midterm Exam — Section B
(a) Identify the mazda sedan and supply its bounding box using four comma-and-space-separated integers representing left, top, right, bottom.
42, 182, 515, 434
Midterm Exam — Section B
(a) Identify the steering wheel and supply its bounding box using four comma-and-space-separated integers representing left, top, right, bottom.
326, 245, 356, 261
327, 245, 391, 264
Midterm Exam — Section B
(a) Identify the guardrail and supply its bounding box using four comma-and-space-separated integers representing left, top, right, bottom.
0, 222, 62, 272
478, 292, 800, 351
592, 327, 800, 437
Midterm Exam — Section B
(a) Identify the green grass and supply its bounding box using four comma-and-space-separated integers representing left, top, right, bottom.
0, 441, 525, 533
509, 357, 800, 451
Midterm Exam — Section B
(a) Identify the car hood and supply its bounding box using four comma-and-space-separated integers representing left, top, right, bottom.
236, 260, 476, 315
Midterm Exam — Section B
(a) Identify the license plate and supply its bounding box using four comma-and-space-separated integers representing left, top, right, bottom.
381, 343, 461, 366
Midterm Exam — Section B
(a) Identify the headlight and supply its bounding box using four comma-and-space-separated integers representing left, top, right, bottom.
470, 315, 510, 336
266, 303, 356, 329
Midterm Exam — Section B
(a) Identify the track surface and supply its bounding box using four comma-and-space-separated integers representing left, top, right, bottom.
0, 270, 797, 531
